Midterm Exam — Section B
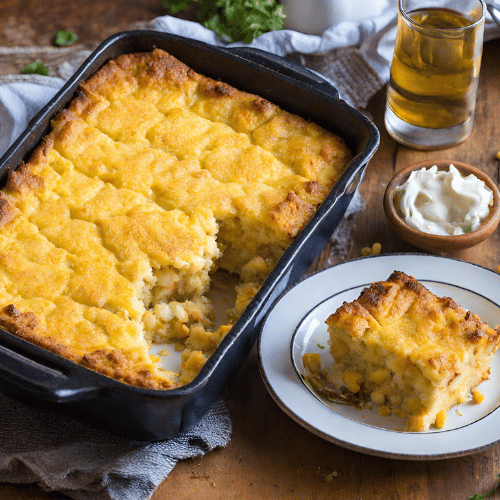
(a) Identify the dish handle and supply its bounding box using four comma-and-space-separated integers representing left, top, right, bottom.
224, 46, 340, 100
0, 336, 104, 404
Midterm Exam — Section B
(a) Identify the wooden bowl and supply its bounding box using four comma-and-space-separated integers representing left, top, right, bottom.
383, 160, 500, 253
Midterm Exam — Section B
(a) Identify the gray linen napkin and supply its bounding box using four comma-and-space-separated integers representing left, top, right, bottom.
0, 391, 231, 500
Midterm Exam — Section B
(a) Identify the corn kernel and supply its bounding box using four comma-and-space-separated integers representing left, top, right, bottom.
394, 409, 407, 419
406, 397, 421, 413
368, 368, 390, 384
371, 242, 382, 255
435, 409, 447, 429
361, 243, 382, 256
370, 390, 385, 405
378, 406, 392, 417
496, 150, 500, 160
497, 265, 500, 274
302, 353, 322, 375
388, 394, 403, 406
472, 389, 485, 404
343, 370, 363, 393
176, 323, 189, 338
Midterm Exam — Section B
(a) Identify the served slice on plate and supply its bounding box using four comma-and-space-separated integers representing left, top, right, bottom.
303, 270, 500, 432
258, 254, 500, 459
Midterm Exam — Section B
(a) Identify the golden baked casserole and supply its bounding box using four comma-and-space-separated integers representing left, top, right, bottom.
0, 49, 352, 389
304, 271, 500, 431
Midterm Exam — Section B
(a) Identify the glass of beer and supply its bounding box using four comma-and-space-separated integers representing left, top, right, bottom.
384, 0, 486, 149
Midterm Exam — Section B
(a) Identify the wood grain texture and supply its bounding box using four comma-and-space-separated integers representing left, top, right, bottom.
0, 0, 163, 46
0, 1, 499, 499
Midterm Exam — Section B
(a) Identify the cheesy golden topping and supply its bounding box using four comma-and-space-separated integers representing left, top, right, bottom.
0, 49, 352, 389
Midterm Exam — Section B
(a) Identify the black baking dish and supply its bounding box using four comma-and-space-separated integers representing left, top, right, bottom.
0, 30, 379, 440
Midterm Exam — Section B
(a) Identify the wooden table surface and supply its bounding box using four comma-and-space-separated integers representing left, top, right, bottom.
0, 1, 500, 499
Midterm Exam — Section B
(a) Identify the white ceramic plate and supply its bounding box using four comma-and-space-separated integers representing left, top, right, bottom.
258, 254, 500, 459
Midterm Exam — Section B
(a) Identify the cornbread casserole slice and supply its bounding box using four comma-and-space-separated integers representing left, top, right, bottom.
305, 271, 500, 431
0, 49, 352, 389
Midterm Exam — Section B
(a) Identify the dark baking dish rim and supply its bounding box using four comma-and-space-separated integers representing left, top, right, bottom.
0, 30, 379, 429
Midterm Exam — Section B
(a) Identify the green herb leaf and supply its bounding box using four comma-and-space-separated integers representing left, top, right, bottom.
161, 0, 285, 43
202, 12, 235, 44
54, 29, 78, 46
468, 475, 500, 500
161, 0, 198, 14
22, 60, 49, 76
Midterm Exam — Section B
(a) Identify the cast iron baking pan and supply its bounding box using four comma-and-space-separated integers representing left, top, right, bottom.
0, 30, 379, 440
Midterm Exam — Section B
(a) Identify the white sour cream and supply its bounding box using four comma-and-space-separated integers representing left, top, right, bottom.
395, 165, 493, 236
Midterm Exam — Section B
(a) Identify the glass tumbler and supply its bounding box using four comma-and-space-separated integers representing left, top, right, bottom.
384, 0, 486, 149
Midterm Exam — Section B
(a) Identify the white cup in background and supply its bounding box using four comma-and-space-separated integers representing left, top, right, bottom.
281, 0, 390, 34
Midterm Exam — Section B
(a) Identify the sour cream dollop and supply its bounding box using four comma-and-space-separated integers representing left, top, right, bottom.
395, 165, 493, 236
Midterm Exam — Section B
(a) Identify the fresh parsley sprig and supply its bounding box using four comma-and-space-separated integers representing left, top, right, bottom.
54, 29, 78, 46
468, 475, 500, 500
20, 29, 78, 77
161, 0, 194, 13
161, 0, 286, 43
22, 60, 49, 76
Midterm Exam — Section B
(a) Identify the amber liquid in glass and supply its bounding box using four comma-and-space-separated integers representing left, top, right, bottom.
387, 8, 482, 129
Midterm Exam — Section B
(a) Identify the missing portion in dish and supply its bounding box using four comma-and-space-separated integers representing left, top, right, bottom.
303, 271, 500, 431
0, 48, 353, 390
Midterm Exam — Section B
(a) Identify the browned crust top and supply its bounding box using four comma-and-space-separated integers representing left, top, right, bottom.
115, 48, 193, 86
6, 164, 44, 195
198, 78, 237, 98
0, 193, 17, 228
0, 304, 39, 337
0, 306, 79, 366
0, 47, 352, 391
0, 305, 172, 390
327, 271, 500, 347
268, 191, 319, 239
81, 349, 173, 390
